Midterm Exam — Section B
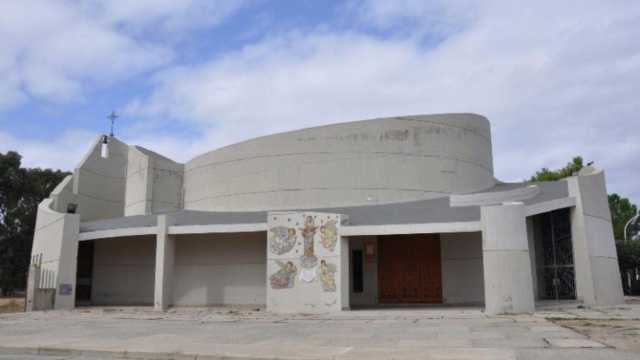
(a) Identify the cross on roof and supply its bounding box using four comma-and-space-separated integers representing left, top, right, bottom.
107, 111, 118, 137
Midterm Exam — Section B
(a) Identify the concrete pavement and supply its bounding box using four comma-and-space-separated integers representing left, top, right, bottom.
0, 302, 639, 359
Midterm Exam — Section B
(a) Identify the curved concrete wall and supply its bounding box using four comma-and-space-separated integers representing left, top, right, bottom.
184, 114, 495, 211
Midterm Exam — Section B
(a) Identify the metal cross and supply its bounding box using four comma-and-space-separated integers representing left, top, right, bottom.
107, 111, 118, 137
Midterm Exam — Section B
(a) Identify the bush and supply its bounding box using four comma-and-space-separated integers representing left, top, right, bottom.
617, 240, 640, 295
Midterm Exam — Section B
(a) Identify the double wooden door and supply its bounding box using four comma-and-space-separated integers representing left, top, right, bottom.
378, 234, 442, 304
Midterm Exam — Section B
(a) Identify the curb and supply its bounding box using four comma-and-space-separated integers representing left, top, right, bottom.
0, 346, 286, 360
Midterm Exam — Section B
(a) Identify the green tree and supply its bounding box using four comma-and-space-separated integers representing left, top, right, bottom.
529, 156, 585, 182
0, 151, 69, 295
609, 194, 638, 241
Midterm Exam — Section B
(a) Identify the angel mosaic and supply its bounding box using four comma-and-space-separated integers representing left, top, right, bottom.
320, 219, 338, 252
268, 226, 297, 255
319, 259, 336, 292
299, 216, 318, 269
270, 260, 297, 289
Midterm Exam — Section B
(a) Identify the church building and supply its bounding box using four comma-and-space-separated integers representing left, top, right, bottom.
26, 113, 624, 314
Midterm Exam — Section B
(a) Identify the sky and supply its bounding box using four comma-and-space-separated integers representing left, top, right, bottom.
0, 0, 638, 205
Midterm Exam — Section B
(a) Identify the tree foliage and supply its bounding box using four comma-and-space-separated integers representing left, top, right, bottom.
529, 156, 585, 182
609, 193, 638, 241
0, 151, 69, 295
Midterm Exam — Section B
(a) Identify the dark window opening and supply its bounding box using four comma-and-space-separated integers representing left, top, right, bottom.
75, 241, 94, 304
352, 249, 364, 293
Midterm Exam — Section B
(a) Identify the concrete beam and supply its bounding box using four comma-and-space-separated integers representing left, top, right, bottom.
340, 221, 481, 236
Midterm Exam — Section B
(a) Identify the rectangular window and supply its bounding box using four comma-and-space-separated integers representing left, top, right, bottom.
352, 249, 364, 293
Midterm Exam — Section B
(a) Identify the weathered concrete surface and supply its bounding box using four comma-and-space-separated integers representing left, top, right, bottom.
481, 203, 535, 315
184, 114, 495, 211
568, 168, 624, 306
1, 301, 639, 360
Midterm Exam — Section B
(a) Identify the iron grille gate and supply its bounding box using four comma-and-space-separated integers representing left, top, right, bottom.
538, 208, 576, 300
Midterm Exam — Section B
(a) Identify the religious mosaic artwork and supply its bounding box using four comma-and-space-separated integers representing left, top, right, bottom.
268, 226, 297, 255
299, 216, 318, 268
320, 219, 338, 252
270, 260, 297, 289
319, 259, 336, 292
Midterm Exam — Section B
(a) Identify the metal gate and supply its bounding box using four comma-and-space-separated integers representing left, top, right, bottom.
537, 208, 576, 300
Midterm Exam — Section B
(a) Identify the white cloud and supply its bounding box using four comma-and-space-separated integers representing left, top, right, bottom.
127, 0, 640, 203
0, 0, 245, 108
0, 129, 97, 171
90, 0, 247, 35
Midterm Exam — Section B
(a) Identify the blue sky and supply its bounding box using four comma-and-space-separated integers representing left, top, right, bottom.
0, 0, 639, 205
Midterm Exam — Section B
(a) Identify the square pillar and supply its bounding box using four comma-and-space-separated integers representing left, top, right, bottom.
481, 202, 535, 315
25, 261, 41, 312
567, 169, 624, 306
154, 214, 175, 311
266, 212, 348, 313
54, 214, 80, 310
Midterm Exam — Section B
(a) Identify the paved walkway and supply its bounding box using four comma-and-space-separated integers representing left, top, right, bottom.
0, 302, 638, 360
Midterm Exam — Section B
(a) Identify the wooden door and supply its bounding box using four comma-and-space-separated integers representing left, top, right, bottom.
378, 234, 442, 304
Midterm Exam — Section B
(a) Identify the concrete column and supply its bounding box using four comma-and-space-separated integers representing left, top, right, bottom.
154, 214, 175, 311
25, 262, 41, 312
526, 217, 538, 300
481, 202, 535, 315
567, 169, 624, 306
339, 235, 350, 310
54, 214, 80, 310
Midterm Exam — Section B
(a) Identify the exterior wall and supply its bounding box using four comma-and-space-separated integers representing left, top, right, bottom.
172, 232, 266, 306
36, 114, 496, 225
73, 137, 129, 221
92, 236, 156, 305
184, 114, 495, 212
349, 236, 378, 306
29, 199, 80, 310
267, 212, 347, 313
441, 232, 484, 304
49, 175, 75, 213
125, 147, 184, 216
568, 169, 624, 306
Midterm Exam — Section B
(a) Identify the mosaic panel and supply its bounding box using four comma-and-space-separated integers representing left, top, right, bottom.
269, 260, 297, 289
268, 226, 297, 255
267, 211, 345, 312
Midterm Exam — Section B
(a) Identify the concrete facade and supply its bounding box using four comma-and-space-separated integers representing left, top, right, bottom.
173, 232, 266, 306
92, 236, 155, 305
184, 114, 494, 211
26, 113, 624, 315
